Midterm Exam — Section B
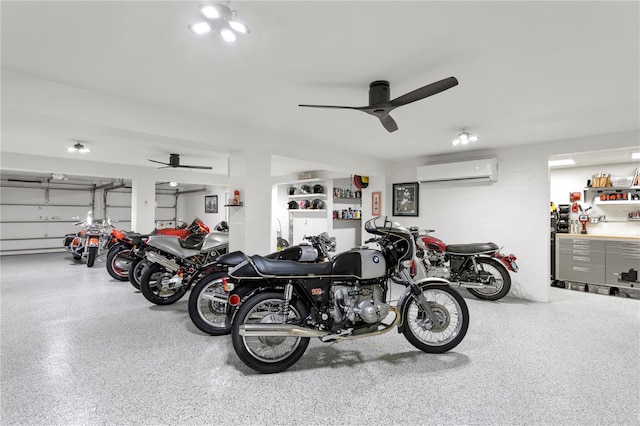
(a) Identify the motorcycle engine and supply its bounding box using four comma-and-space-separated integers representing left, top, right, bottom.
331, 284, 389, 325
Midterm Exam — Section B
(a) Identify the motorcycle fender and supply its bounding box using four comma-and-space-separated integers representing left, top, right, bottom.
493, 253, 519, 273
396, 277, 450, 334
88, 237, 100, 247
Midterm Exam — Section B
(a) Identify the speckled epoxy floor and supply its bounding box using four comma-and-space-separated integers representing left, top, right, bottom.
1, 252, 639, 425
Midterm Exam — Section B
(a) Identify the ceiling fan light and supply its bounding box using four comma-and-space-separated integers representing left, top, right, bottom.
78, 147, 91, 153
219, 28, 236, 42
229, 20, 249, 34
469, 135, 479, 142
169, 181, 178, 187
199, 5, 221, 19
66, 146, 78, 152
189, 21, 212, 35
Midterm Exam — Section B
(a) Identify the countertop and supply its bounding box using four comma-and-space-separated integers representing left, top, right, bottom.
556, 233, 640, 241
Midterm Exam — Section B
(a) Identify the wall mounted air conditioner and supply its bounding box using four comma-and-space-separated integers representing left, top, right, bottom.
417, 158, 498, 183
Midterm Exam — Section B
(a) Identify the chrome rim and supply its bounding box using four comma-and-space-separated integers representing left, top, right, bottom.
241, 298, 303, 363
407, 289, 463, 346
473, 261, 504, 295
197, 279, 228, 328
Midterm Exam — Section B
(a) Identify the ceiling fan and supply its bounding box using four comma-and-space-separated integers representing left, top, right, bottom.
299, 76, 458, 132
148, 153, 212, 170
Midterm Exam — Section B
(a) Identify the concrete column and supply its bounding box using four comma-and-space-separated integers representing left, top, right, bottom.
228, 151, 271, 254
131, 176, 156, 232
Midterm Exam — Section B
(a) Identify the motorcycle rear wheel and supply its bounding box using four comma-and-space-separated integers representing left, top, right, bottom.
140, 263, 186, 305
231, 291, 309, 374
188, 272, 232, 335
401, 284, 469, 353
87, 246, 98, 267
465, 257, 511, 301
106, 246, 133, 281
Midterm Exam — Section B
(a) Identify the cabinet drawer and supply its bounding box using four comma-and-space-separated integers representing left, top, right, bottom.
559, 252, 605, 265
558, 264, 606, 284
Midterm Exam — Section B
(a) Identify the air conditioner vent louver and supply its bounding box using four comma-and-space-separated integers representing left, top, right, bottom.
417, 158, 498, 183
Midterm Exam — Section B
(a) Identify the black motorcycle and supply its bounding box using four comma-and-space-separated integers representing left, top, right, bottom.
188, 233, 336, 336
228, 217, 469, 374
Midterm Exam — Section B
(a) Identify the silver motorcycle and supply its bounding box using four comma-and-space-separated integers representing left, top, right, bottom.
139, 232, 229, 305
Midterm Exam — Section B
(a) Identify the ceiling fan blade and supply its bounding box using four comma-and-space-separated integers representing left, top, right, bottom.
391, 77, 458, 107
379, 114, 398, 132
177, 165, 213, 170
148, 159, 169, 166
299, 104, 359, 110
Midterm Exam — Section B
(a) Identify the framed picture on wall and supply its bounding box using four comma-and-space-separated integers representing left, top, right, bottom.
392, 182, 419, 216
205, 195, 218, 214
372, 191, 381, 216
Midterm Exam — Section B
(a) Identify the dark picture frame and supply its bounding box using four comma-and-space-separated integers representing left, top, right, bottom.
205, 195, 218, 214
392, 182, 419, 216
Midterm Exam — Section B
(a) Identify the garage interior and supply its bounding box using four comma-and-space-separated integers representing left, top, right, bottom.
1, 1, 639, 425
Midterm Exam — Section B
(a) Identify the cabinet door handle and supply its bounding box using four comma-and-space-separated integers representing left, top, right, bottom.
572, 250, 589, 256
573, 256, 590, 262
573, 267, 590, 272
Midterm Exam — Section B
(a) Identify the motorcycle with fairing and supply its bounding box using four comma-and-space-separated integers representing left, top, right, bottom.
188, 232, 337, 336
139, 230, 229, 305
228, 217, 469, 374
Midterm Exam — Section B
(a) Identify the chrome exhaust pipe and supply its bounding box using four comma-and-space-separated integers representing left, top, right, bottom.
454, 280, 499, 289
145, 251, 180, 272
239, 324, 330, 338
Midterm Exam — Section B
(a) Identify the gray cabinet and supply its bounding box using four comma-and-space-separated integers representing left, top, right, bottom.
558, 238, 605, 284
605, 241, 640, 285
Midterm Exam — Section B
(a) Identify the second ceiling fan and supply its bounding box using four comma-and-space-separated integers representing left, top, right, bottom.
299, 76, 458, 132
148, 154, 212, 170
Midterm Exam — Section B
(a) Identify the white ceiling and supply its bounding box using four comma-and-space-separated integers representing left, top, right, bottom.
1, 1, 639, 178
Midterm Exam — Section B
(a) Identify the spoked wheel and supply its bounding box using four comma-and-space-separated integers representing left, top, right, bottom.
188, 272, 232, 335
401, 284, 469, 353
231, 291, 310, 374
128, 258, 148, 290
465, 257, 511, 301
106, 247, 134, 281
139, 263, 186, 305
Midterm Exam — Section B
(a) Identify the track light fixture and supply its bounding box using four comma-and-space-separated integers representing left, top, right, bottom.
189, 3, 250, 43
452, 131, 479, 146
66, 142, 91, 153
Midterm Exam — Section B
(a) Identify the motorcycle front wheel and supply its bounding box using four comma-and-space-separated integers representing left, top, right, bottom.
106, 246, 133, 281
188, 272, 232, 335
401, 284, 469, 353
231, 291, 310, 374
140, 263, 186, 305
128, 258, 147, 290
87, 246, 98, 267
465, 257, 511, 301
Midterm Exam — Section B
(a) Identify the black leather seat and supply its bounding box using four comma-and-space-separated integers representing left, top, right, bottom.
447, 242, 499, 255
250, 255, 332, 277
216, 251, 247, 267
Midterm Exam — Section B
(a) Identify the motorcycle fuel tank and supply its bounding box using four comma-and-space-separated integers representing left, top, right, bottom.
201, 232, 230, 251
418, 235, 447, 251
148, 236, 200, 258
332, 248, 386, 280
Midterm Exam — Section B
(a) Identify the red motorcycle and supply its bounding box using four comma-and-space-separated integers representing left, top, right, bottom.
106, 218, 210, 282
409, 227, 518, 301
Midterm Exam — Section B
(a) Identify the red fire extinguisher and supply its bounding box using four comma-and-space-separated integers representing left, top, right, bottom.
233, 190, 240, 205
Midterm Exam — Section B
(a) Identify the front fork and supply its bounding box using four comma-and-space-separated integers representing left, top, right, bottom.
398, 268, 441, 329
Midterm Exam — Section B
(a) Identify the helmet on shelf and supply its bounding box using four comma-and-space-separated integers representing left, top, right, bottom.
312, 184, 324, 194
300, 184, 312, 194
312, 199, 324, 209
288, 201, 299, 209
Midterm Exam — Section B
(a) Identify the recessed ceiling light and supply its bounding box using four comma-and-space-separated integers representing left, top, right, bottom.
549, 159, 575, 167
